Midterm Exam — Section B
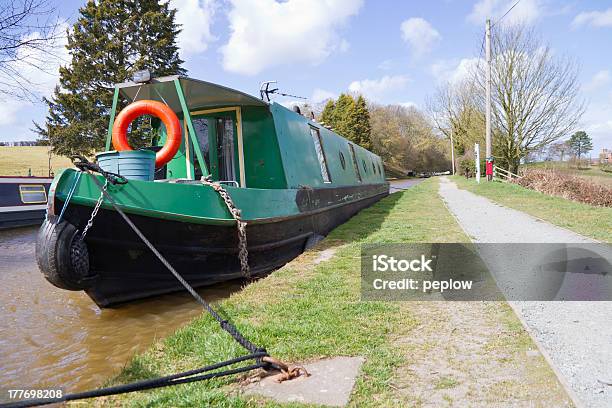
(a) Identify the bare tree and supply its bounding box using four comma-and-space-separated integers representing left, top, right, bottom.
370, 103, 449, 172
547, 140, 569, 162
0, 0, 63, 100
427, 79, 485, 157
479, 24, 584, 173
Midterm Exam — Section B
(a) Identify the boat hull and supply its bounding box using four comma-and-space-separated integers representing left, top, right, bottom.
0, 207, 47, 229
46, 183, 388, 307
0, 177, 52, 229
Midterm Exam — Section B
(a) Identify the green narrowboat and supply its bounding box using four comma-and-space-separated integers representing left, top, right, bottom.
36, 75, 389, 307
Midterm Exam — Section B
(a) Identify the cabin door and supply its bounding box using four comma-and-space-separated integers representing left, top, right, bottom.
190, 110, 242, 186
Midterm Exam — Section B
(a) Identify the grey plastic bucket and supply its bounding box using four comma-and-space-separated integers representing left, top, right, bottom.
96, 150, 155, 181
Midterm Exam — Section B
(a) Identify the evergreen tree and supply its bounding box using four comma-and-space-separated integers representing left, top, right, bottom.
353, 95, 372, 150
567, 131, 593, 161
318, 94, 373, 150
332, 93, 356, 140
35, 0, 186, 155
320, 100, 335, 127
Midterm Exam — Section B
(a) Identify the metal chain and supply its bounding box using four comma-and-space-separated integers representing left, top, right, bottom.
81, 178, 109, 241
201, 176, 250, 278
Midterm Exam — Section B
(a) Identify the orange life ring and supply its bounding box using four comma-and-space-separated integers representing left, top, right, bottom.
111, 100, 182, 168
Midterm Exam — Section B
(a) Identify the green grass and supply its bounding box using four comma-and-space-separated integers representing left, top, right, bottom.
104, 179, 469, 407
452, 176, 611, 242
0, 146, 73, 176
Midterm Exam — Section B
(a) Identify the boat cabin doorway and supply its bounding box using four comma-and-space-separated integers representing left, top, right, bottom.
189, 107, 245, 187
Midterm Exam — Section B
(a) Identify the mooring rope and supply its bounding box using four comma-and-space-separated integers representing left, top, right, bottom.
2, 161, 311, 408
86, 173, 265, 354
1, 354, 267, 408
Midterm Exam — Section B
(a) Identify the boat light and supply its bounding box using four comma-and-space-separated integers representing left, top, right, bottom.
133, 69, 151, 83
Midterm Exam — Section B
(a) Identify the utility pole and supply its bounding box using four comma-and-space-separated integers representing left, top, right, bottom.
450, 128, 456, 175
485, 18, 493, 181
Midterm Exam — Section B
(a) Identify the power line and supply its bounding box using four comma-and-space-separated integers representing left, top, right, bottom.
492, 0, 522, 27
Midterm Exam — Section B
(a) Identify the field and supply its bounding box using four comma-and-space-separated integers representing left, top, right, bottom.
524, 161, 612, 186
0, 146, 73, 177
453, 175, 611, 242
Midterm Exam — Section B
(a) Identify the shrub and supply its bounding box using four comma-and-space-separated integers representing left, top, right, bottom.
514, 169, 612, 207
459, 158, 475, 178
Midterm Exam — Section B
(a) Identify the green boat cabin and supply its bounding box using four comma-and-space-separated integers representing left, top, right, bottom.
110, 76, 385, 190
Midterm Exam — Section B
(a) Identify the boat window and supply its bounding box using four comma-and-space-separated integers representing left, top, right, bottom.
362, 159, 367, 173
19, 184, 47, 204
309, 126, 331, 183
216, 117, 237, 183
348, 144, 362, 182
372, 160, 376, 173
378, 162, 382, 175
339, 151, 346, 170
192, 118, 211, 178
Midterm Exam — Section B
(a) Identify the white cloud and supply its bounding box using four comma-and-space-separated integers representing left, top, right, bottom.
0, 21, 69, 124
172, 0, 217, 55
378, 59, 393, 70
430, 57, 482, 84
572, 8, 612, 28
400, 101, 418, 109
579, 102, 612, 153
348, 75, 409, 101
583, 70, 610, 92
0, 102, 26, 126
400, 17, 441, 57
467, 0, 542, 26
221, 0, 363, 75
311, 88, 336, 103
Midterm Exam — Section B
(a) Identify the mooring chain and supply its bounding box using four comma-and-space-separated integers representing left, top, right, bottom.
200, 176, 250, 278
80, 178, 108, 240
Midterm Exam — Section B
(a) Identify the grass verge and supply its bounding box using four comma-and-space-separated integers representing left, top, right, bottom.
103, 179, 570, 407
103, 179, 465, 407
452, 175, 611, 242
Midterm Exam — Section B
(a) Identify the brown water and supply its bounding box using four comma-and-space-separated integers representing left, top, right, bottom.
0, 227, 243, 392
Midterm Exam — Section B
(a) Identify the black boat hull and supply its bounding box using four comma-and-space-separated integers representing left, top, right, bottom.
44, 187, 388, 307
0, 208, 46, 229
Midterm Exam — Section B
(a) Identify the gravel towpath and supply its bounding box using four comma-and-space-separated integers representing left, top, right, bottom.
438, 177, 612, 408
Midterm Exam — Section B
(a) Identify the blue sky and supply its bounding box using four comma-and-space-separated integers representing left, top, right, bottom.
1, 0, 611, 154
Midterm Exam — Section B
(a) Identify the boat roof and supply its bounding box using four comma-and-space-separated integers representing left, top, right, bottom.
116, 75, 268, 112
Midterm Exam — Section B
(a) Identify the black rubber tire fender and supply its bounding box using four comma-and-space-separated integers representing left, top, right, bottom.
36, 217, 93, 291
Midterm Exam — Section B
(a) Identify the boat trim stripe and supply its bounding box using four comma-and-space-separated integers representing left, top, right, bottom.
0, 177, 53, 183
0, 204, 47, 213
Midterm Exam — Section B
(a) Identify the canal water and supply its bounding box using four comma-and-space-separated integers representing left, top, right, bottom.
0, 227, 243, 392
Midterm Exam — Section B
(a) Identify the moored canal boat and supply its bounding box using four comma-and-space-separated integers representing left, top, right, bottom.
37, 74, 389, 307
0, 176, 52, 229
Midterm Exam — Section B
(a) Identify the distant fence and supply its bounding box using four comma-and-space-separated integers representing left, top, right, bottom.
0, 141, 41, 146
493, 165, 522, 182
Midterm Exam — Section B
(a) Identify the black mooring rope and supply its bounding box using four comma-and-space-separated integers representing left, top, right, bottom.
3, 169, 274, 408
2, 355, 266, 408
86, 174, 266, 356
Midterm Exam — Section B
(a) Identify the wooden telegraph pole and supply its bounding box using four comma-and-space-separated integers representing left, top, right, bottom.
485, 18, 493, 181
450, 128, 456, 175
